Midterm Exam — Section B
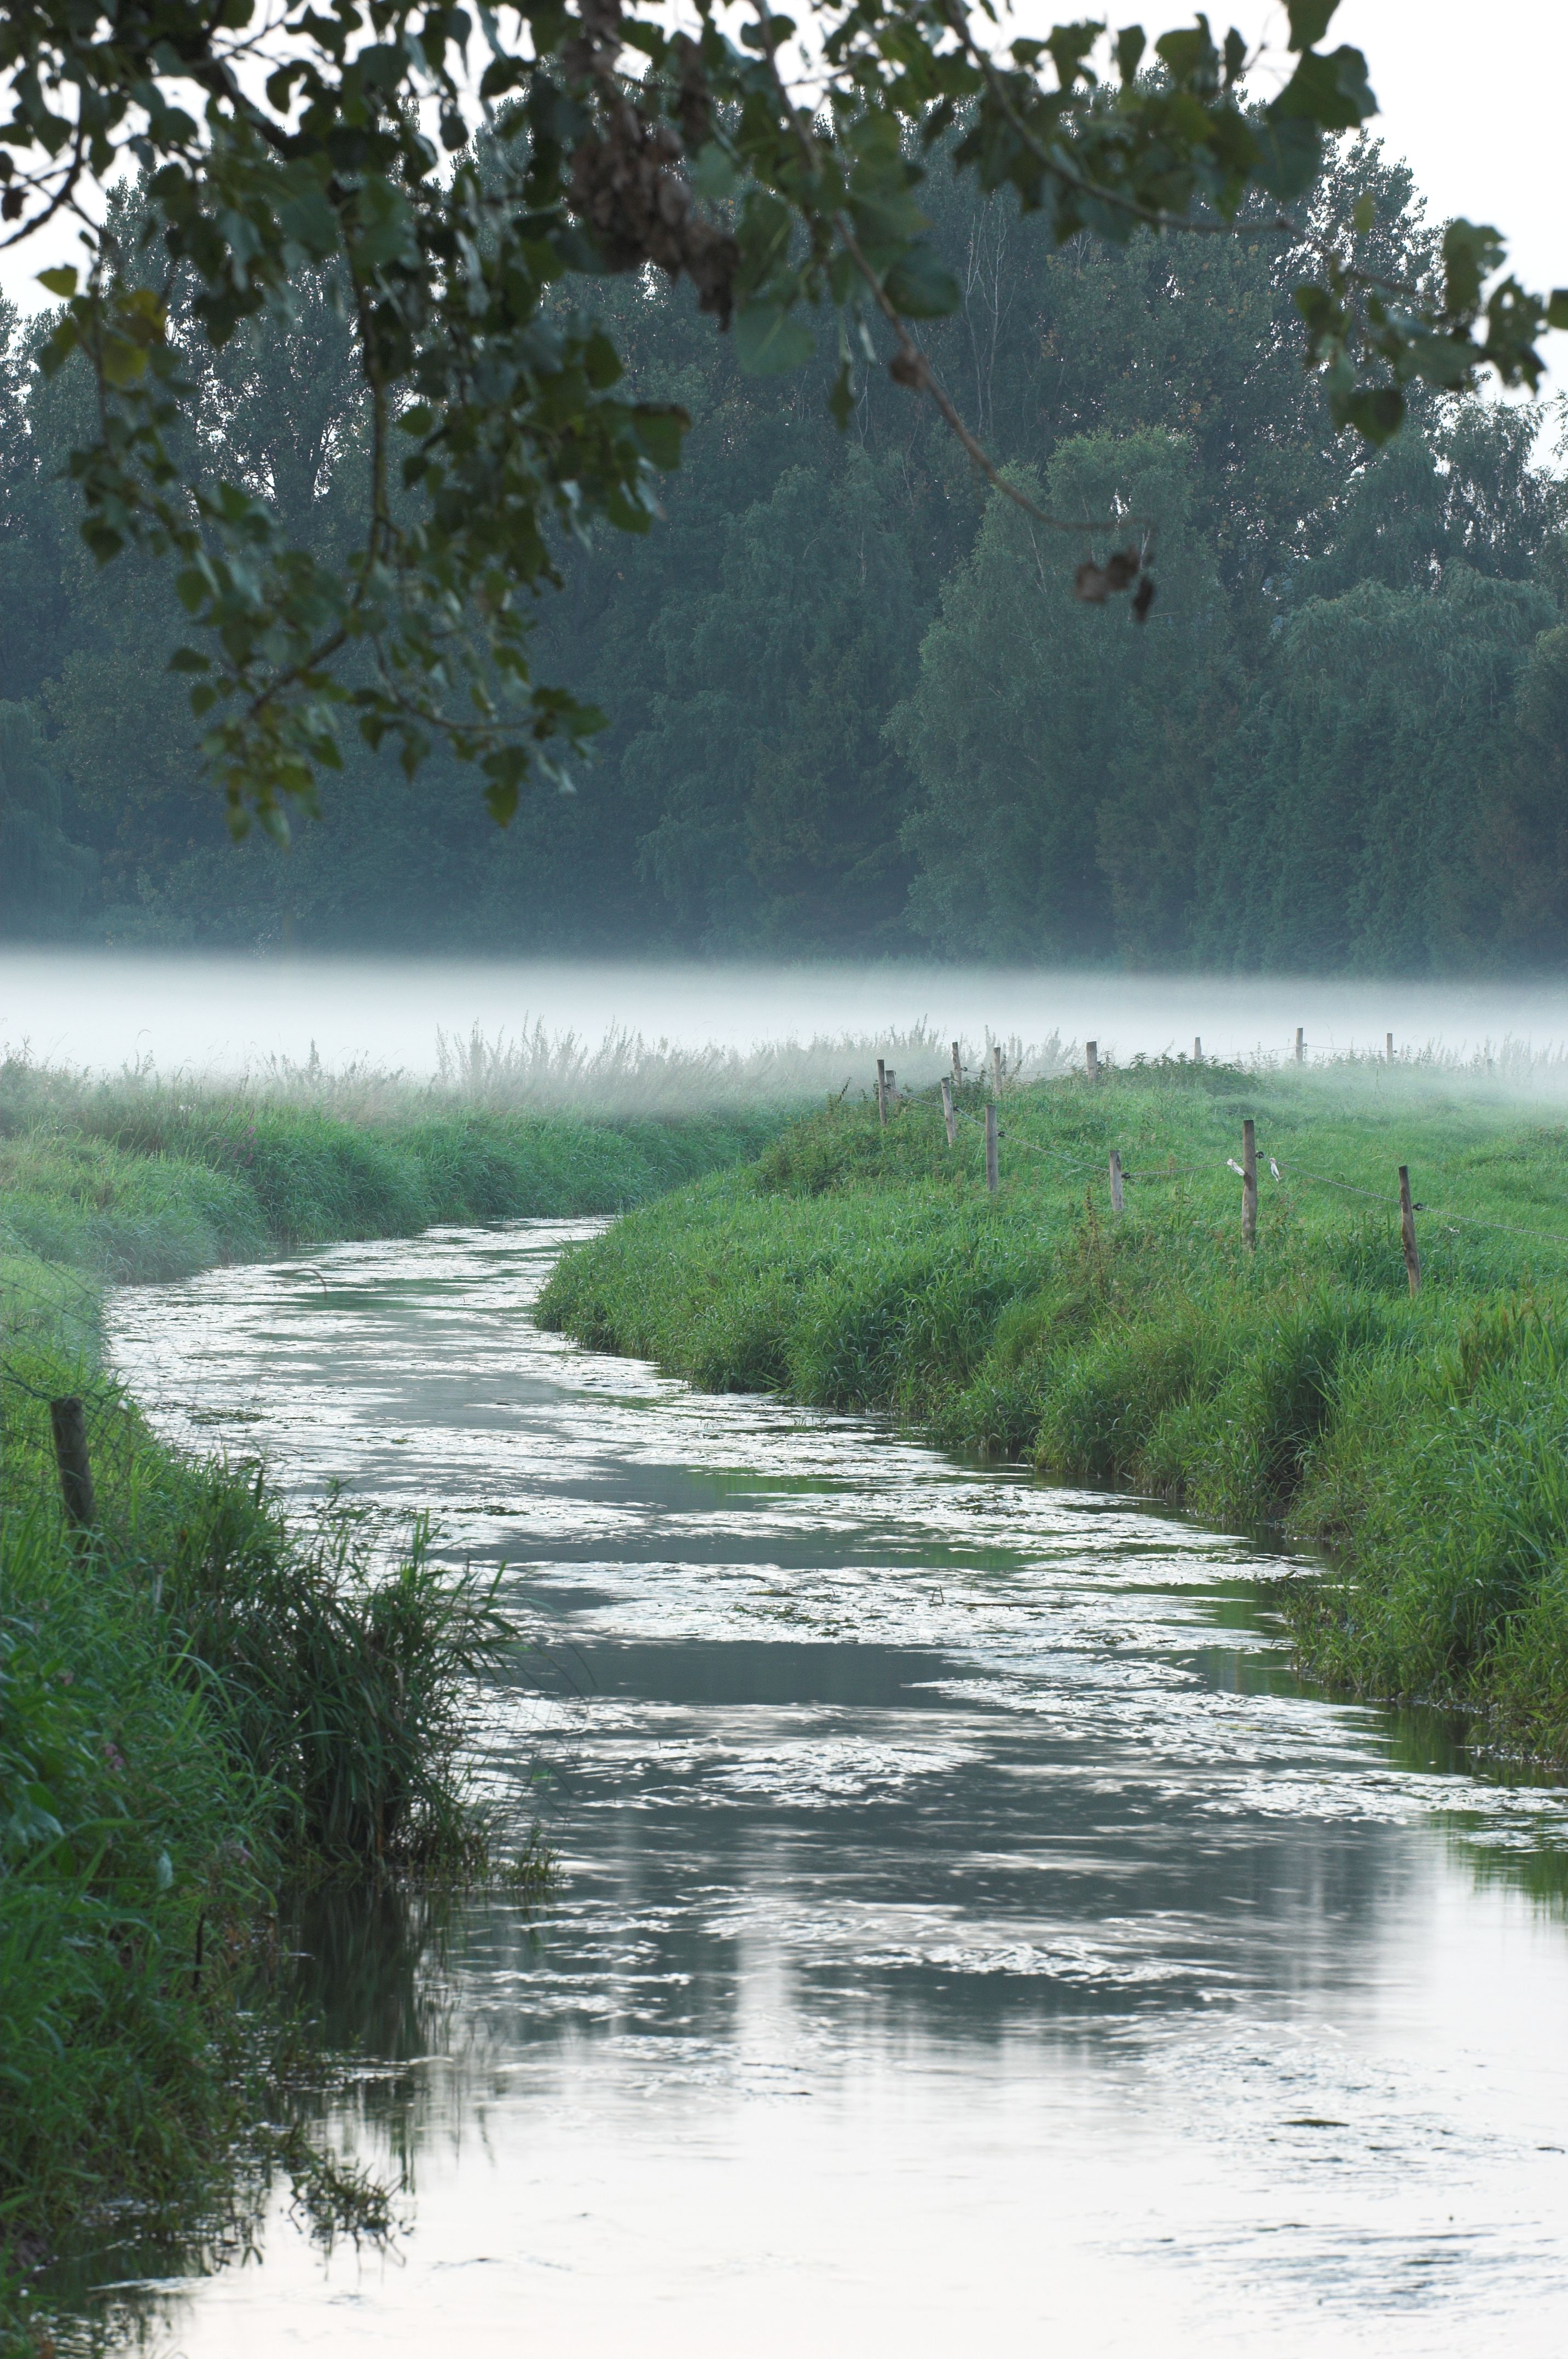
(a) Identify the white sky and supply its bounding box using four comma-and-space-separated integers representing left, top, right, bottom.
2, 2, 1564, 378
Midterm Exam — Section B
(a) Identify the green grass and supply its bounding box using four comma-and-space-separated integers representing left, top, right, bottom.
539, 1058, 1568, 1760
0, 1065, 777, 2338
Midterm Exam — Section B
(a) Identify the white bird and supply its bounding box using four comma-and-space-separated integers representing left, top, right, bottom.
1226, 1158, 1245, 1176
1270, 1158, 1282, 1181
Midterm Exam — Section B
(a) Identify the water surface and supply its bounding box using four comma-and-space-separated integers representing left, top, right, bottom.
92, 1219, 1568, 2356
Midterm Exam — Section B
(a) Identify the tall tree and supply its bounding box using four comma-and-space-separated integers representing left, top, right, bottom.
1193, 566, 1557, 973
894, 430, 1235, 965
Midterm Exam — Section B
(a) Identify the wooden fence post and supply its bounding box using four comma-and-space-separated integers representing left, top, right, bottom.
876, 1058, 887, 1126
1086, 1039, 1098, 1083
951, 1040, 963, 1089
940, 1077, 957, 1147
1387, 1032, 1395, 1064
1193, 1035, 1201, 1064
1295, 1026, 1304, 1064
49, 1395, 96, 1530
1398, 1166, 1421, 1294
991, 1043, 1004, 1097
985, 1103, 999, 1197
1242, 1118, 1258, 1251
885, 1068, 896, 1105
1109, 1150, 1124, 1214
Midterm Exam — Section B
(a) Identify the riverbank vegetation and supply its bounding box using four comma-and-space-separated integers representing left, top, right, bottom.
0, 1057, 778, 2337
540, 1057, 1568, 1758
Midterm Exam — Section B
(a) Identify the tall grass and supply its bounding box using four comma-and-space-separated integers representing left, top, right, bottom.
0, 1305, 516, 2309
540, 1060, 1568, 1758
1, 1021, 1075, 1133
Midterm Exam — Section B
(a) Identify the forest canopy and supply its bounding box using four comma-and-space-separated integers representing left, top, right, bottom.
1, 5, 1565, 973
0, 2, 1561, 826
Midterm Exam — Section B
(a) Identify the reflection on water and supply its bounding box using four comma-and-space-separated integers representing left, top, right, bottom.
71, 1220, 1568, 2355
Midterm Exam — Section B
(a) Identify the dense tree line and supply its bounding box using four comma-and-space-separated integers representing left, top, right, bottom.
3, 136, 1566, 973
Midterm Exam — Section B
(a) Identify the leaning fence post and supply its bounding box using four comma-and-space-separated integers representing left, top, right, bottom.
1086, 1039, 1098, 1084
1398, 1166, 1421, 1295
1242, 1118, 1258, 1251
876, 1058, 887, 1126
1109, 1150, 1124, 1215
985, 1103, 999, 1197
1295, 1026, 1305, 1064
940, 1077, 957, 1147
951, 1040, 963, 1090
50, 1396, 96, 1530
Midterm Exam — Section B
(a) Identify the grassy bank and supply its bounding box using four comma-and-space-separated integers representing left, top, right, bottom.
1, 1060, 778, 2338
539, 1059, 1568, 1758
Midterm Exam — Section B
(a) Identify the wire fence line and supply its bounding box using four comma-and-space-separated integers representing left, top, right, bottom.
936, 1093, 1568, 1255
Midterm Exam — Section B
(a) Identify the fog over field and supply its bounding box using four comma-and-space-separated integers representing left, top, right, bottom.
5, 949, 1568, 1088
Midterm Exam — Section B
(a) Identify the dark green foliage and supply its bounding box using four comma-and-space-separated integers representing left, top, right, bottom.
1193, 566, 1557, 971
893, 432, 1239, 963
6, 135, 1567, 972
0, 700, 94, 935
541, 1072, 1568, 1755
8, 0, 1544, 827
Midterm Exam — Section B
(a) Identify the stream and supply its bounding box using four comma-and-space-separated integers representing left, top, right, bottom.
76, 1216, 1568, 2355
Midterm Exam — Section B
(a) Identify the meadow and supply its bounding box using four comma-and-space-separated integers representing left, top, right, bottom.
539, 1052, 1568, 1760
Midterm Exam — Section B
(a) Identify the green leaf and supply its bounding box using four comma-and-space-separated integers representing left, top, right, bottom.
1270, 45, 1376, 131
277, 186, 339, 259
1340, 385, 1404, 443
1155, 26, 1219, 86
883, 246, 961, 320
36, 266, 78, 297
484, 776, 520, 827
632, 405, 688, 469
827, 357, 858, 429
690, 143, 739, 201
1443, 218, 1506, 318
732, 303, 815, 376
1546, 291, 1568, 332
1252, 118, 1323, 201
100, 337, 148, 388
583, 328, 622, 390
1114, 26, 1145, 82
1286, 1, 1339, 48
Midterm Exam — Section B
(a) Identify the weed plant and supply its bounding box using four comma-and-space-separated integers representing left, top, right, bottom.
540, 1057, 1568, 1760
